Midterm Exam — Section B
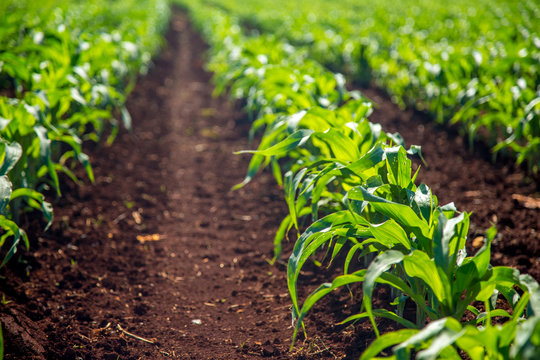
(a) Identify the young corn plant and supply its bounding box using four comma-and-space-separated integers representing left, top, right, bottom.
286, 144, 538, 348
235, 106, 407, 261
289, 181, 539, 353
361, 312, 540, 359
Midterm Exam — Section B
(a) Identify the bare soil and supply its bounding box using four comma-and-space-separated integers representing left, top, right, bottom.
0, 11, 538, 360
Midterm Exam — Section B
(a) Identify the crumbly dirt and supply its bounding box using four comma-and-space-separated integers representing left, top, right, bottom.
0, 10, 538, 360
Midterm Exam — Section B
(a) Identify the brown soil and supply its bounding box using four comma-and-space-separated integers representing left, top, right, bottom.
0, 10, 538, 360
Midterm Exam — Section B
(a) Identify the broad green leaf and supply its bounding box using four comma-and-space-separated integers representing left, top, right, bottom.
348, 187, 430, 238
414, 184, 434, 223
395, 318, 461, 354
340, 308, 417, 329
10, 188, 53, 230
0, 141, 22, 176
519, 274, 540, 316
369, 219, 411, 250
315, 128, 361, 162
284, 110, 307, 131
70, 88, 87, 105
385, 146, 411, 188
0, 217, 28, 268
0, 176, 12, 214
416, 328, 464, 360
360, 329, 418, 360
346, 144, 385, 176
34, 126, 51, 160
511, 316, 540, 360
403, 251, 446, 304
454, 326, 486, 360
433, 212, 467, 272
363, 250, 404, 336
236, 129, 314, 156
475, 309, 511, 324
454, 236, 492, 295
34, 126, 60, 195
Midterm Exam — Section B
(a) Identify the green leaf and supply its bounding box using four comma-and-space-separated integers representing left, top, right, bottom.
34, 126, 51, 159
340, 308, 417, 329
364, 250, 404, 336
475, 309, 511, 324
315, 128, 361, 162
10, 188, 53, 230
394, 318, 462, 356
34, 126, 60, 195
403, 250, 446, 304
232, 153, 264, 190
454, 235, 492, 295
70, 88, 87, 105
417, 328, 463, 360
0, 141, 22, 176
0, 176, 12, 214
284, 168, 308, 230
346, 144, 385, 176
121, 106, 132, 130
369, 219, 412, 250
360, 329, 418, 360
272, 214, 292, 263
348, 186, 430, 238
414, 184, 434, 223
511, 316, 540, 360
77, 153, 94, 183
236, 129, 314, 156
385, 146, 411, 188
0, 217, 28, 268
433, 212, 467, 272
518, 274, 540, 316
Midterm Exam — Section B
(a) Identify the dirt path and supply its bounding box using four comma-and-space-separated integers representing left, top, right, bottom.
1, 11, 538, 360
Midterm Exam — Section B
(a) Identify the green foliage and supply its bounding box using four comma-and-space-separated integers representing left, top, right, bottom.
362, 316, 540, 360
199, 0, 540, 172
0, 0, 170, 267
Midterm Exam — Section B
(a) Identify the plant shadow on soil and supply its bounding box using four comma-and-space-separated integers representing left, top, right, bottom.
0, 9, 538, 360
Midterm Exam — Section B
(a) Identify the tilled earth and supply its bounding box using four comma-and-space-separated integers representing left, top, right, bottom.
1, 11, 538, 360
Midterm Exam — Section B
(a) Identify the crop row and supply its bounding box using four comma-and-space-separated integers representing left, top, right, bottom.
0, 0, 169, 267
191, 0, 540, 173
177, 0, 540, 358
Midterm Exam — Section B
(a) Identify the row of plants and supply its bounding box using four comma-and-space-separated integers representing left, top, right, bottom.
0, 0, 170, 267
192, 0, 540, 173
177, 0, 540, 358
